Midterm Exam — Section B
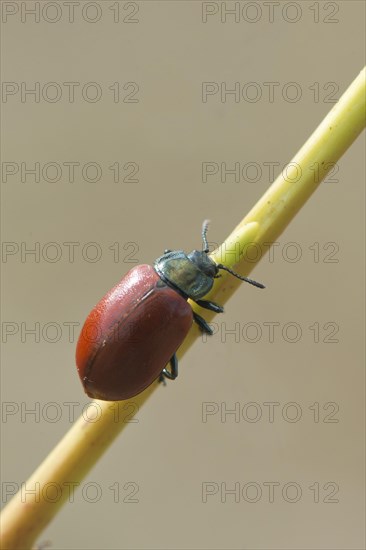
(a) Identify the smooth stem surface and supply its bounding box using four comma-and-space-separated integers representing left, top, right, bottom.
1, 67, 365, 550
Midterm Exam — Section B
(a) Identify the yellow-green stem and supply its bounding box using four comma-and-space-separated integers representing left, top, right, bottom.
1, 67, 365, 550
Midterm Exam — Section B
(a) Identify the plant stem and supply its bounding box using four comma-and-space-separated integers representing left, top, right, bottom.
1, 67, 365, 550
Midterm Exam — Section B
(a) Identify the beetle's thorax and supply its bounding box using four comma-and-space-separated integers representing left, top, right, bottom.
154, 249, 217, 300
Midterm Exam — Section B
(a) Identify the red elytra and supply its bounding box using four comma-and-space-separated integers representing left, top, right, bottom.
76, 264, 193, 401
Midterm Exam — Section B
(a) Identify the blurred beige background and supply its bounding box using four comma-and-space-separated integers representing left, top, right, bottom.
1, 1, 365, 549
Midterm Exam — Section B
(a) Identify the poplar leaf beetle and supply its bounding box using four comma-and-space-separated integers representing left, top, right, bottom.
76, 221, 264, 401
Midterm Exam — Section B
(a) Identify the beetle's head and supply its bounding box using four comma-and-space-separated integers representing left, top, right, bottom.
187, 249, 218, 279
193, 220, 265, 289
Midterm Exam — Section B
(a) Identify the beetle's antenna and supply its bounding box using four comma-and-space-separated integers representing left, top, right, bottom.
202, 219, 210, 253
216, 263, 265, 289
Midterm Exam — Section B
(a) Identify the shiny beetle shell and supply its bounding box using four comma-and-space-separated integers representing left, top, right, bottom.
76, 264, 192, 401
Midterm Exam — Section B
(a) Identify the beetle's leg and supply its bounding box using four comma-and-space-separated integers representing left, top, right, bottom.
158, 353, 178, 384
164, 353, 178, 380
164, 249, 172, 254
193, 312, 213, 335
195, 299, 224, 313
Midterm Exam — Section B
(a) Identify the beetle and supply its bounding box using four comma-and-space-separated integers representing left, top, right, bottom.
76, 220, 264, 401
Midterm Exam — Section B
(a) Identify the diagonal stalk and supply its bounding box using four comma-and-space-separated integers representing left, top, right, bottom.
1, 67, 365, 550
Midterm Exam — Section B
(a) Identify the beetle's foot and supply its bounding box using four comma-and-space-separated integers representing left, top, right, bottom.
193, 312, 213, 335
158, 353, 178, 385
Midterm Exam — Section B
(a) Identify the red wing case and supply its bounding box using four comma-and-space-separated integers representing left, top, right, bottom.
76, 265, 193, 400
